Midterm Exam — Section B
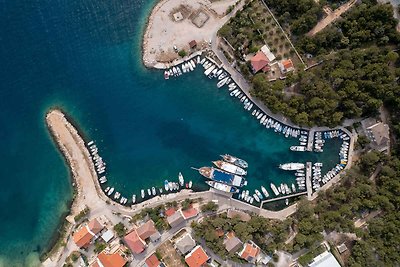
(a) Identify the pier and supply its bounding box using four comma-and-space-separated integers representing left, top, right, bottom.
307, 130, 314, 151
306, 162, 313, 200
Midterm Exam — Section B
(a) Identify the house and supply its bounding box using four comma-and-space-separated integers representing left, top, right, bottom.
90, 251, 127, 267
361, 118, 390, 152
124, 230, 146, 254
175, 233, 196, 255
337, 243, 348, 254
250, 51, 269, 73
167, 210, 185, 228
125, 220, 160, 254
182, 207, 199, 220
227, 209, 251, 222
189, 40, 197, 49
278, 59, 294, 74
144, 254, 162, 267
238, 241, 260, 263
165, 207, 176, 217
260, 45, 276, 62
308, 251, 341, 267
73, 218, 104, 248
185, 245, 210, 267
223, 232, 243, 254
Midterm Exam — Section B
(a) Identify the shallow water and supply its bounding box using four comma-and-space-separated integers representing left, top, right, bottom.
0, 0, 341, 265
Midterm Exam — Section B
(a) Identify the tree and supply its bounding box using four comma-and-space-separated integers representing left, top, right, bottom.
178, 49, 187, 57
113, 222, 127, 237
201, 201, 218, 212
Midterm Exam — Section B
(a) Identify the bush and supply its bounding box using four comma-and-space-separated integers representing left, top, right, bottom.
74, 206, 89, 222
114, 222, 127, 237
201, 201, 218, 212
178, 49, 187, 57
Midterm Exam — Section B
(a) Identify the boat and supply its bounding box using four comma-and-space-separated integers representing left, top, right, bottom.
285, 199, 289, 205
164, 180, 169, 191
255, 189, 263, 200
217, 77, 228, 88
188, 180, 193, 188
120, 197, 125, 204
87, 141, 94, 146
261, 186, 269, 198
105, 186, 110, 193
218, 72, 227, 80
220, 154, 248, 169
152, 187, 156, 195
204, 65, 215, 76
253, 194, 260, 202
198, 167, 247, 187
114, 192, 120, 200
141, 189, 145, 198
290, 146, 306, 152
132, 194, 136, 203
147, 188, 151, 195
178, 172, 184, 186
212, 160, 247, 176
206, 180, 239, 193
249, 197, 254, 204
168, 182, 173, 190
279, 163, 305, 170
164, 70, 169, 79
240, 190, 245, 199
107, 187, 114, 196
291, 184, 296, 192
270, 183, 279, 196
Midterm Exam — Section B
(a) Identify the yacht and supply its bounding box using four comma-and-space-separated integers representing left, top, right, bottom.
132, 194, 136, 203
179, 172, 184, 186
107, 187, 114, 196
189, 180, 193, 188
261, 186, 269, 198
164, 180, 169, 191
152, 187, 156, 195
206, 180, 239, 193
141, 189, 145, 198
290, 146, 306, 152
255, 189, 263, 200
105, 186, 110, 193
279, 163, 305, 170
212, 160, 247, 176
270, 183, 279, 196
220, 154, 248, 169
253, 194, 260, 202
147, 188, 151, 195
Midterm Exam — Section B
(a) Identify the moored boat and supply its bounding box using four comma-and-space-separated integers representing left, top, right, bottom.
107, 187, 114, 196
290, 146, 306, 152
270, 183, 279, 196
152, 187, 156, 195
279, 163, 305, 170
188, 180, 193, 188
206, 180, 239, 193
141, 189, 145, 198
164, 180, 169, 191
179, 172, 184, 186
261, 186, 269, 198
220, 154, 248, 169
132, 194, 136, 203
198, 166, 247, 187
255, 189, 263, 200
212, 160, 247, 176
253, 194, 260, 202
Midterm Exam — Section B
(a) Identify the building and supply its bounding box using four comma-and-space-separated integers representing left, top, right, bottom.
189, 40, 197, 49
260, 45, 276, 62
238, 241, 260, 263
227, 209, 251, 222
308, 251, 341, 267
125, 220, 160, 254
361, 118, 390, 152
337, 243, 348, 254
73, 218, 104, 248
223, 232, 243, 254
175, 233, 196, 255
124, 230, 146, 254
250, 51, 269, 73
167, 210, 185, 228
101, 229, 115, 243
185, 245, 210, 267
182, 207, 199, 220
278, 59, 294, 74
90, 251, 127, 267
144, 254, 162, 267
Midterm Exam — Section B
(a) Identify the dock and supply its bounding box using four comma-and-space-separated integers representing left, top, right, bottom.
306, 162, 313, 200
307, 130, 314, 151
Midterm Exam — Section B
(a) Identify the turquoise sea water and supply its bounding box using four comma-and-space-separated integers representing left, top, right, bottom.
0, 0, 341, 265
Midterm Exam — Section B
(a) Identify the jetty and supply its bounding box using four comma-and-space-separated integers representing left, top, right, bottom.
261, 191, 307, 204
306, 162, 313, 199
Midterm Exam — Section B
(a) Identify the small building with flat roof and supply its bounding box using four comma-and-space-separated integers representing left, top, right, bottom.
101, 229, 114, 243
308, 251, 341, 267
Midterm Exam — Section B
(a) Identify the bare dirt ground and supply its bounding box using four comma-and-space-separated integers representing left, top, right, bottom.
143, 0, 239, 68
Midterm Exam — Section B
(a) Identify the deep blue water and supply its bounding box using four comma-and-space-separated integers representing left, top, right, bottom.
0, 0, 341, 265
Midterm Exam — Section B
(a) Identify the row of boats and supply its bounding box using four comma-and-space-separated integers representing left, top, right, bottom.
314, 130, 344, 153
87, 141, 106, 175
164, 59, 198, 79
311, 162, 323, 190
198, 154, 248, 194
270, 182, 297, 196
238, 186, 269, 203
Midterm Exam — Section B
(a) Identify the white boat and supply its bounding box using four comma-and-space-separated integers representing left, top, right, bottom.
279, 163, 305, 170
168, 182, 173, 190
179, 172, 184, 186
204, 65, 215, 76
132, 194, 136, 203
220, 154, 248, 169
105, 186, 110, 193
217, 77, 228, 88
189, 180, 192, 188
107, 187, 114, 196
285, 199, 289, 205
152, 187, 156, 195
253, 194, 260, 202
240, 190, 246, 199
215, 69, 223, 77
147, 188, 151, 195
206, 180, 239, 193
270, 183, 279, 196
164, 180, 169, 191
212, 160, 247, 176
218, 72, 227, 80
261, 186, 269, 198
87, 141, 94, 146
120, 197, 125, 204
114, 192, 120, 199
290, 146, 306, 152
230, 89, 238, 96
249, 197, 254, 204
141, 189, 145, 198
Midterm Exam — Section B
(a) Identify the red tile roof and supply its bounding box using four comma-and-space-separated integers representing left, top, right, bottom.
239, 242, 260, 262
145, 254, 160, 267
88, 218, 104, 235
97, 252, 127, 267
165, 208, 176, 217
185, 245, 209, 267
73, 218, 103, 248
182, 208, 198, 219
136, 220, 157, 240
124, 230, 146, 254
282, 59, 294, 70
251, 51, 269, 73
